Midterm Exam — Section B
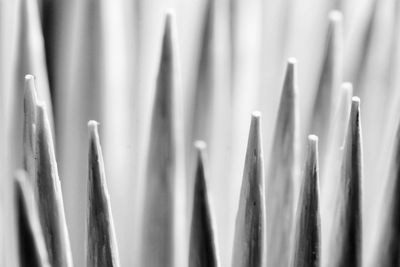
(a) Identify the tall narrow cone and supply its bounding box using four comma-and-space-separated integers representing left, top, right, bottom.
266, 58, 298, 267
292, 135, 320, 267
34, 103, 73, 267
232, 112, 266, 267
310, 10, 343, 159
189, 141, 219, 267
140, 11, 182, 267
86, 121, 120, 267
15, 170, 50, 267
373, 117, 400, 266
23, 75, 38, 179
329, 97, 363, 267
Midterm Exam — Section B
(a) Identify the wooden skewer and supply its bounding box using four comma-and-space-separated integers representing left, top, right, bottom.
329, 97, 363, 267
310, 10, 343, 160
232, 111, 266, 267
86, 121, 120, 267
188, 141, 219, 267
266, 58, 298, 267
292, 135, 320, 267
34, 103, 73, 267
140, 10, 180, 267
15, 170, 50, 267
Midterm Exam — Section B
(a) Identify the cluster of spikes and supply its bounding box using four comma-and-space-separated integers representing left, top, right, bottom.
4, 0, 400, 266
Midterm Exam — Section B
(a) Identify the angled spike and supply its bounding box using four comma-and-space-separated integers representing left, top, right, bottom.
86, 121, 120, 267
140, 11, 180, 267
189, 141, 219, 267
191, 0, 215, 143
23, 75, 38, 179
34, 103, 73, 267
310, 10, 343, 158
329, 97, 363, 267
266, 58, 298, 267
373, 117, 400, 266
292, 135, 320, 267
232, 112, 266, 267
15, 170, 51, 267
17, 0, 53, 128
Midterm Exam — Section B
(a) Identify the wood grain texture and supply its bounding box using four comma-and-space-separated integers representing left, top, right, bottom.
232, 112, 266, 267
189, 141, 219, 267
86, 121, 120, 267
34, 103, 73, 267
15, 170, 50, 267
292, 135, 320, 267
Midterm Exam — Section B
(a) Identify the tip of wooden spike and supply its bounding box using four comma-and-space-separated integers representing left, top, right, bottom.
194, 140, 207, 151
352, 97, 361, 111
88, 120, 99, 131
165, 8, 176, 24
308, 134, 318, 143
287, 57, 297, 65
25, 74, 35, 81
329, 10, 343, 22
252, 111, 262, 119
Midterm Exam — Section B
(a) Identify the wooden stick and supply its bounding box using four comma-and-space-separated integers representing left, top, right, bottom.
329, 97, 363, 267
232, 112, 266, 267
86, 121, 120, 267
266, 58, 298, 267
34, 103, 73, 267
189, 141, 219, 267
140, 10, 180, 267
15, 170, 50, 267
292, 135, 320, 267
310, 10, 343, 160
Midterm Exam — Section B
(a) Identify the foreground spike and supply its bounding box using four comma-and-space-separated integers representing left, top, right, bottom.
34, 103, 73, 267
15, 170, 50, 267
140, 11, 180, 267
266, 58, 298, 267
23, 75, 38, 179
330, 97, 363, 267
232, 112, 266, 267
189, 141, 219, 267
310, 10, 343, 157
373, 117, 400, 266
87, 121, 120, 267
292, 136, 320, 267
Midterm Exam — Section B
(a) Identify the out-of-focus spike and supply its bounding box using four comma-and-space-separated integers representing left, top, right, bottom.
140, 11, 180, 267
232, 112, 266, 267
15, 170, 50, 267
86, 121, 120, 267
310, 10, 343, 159
266, 58, 298, 267
23, 75, 38, 179
292, 135, 320, 267
34, 103, 73, 267
329, 97, 363, 267
190, 0, 215, 143
189, 141, 219, 267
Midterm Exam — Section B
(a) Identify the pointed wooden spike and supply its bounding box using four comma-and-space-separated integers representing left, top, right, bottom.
35, 103, 73, 267
373, 115, 400, 266
15, 170, 51, 267
267, 58, 298, 267
330, 97, 363, 267
292, 135, 320, 267
87, 121, 120, 267
189, 141, 219, 267
140, 10, 179, 267
310, 10, 343, 158
232, 112, 266, 267
23, 75, 38, 179
191, 0, 215, 143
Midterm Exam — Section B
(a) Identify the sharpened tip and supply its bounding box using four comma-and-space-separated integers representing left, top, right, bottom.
329, 10, 343, 22
251, 111, 262, 119
194, 140, 207, 151
308, 134, 318, 143
88, 120, 100, 139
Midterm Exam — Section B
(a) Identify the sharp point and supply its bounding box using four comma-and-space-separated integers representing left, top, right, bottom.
308, 134, 319, 143
88, 120, 100, 138
164, 8, 176, 31
251, 110, 262, 120
329, 10, 343, 23
351, 96, 361, 111
194, 140, 207, 152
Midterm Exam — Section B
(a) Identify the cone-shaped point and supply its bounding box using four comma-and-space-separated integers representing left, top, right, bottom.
329, 10, 343, 23
87, 122, 121, 267
330, 95, 363, 267
292, 135, 320, 267
15, 170, 51, 267
189, 142, 219, 267
232, 112, 266, 267
267, 59, 298, 266
35, 102, 73, 267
